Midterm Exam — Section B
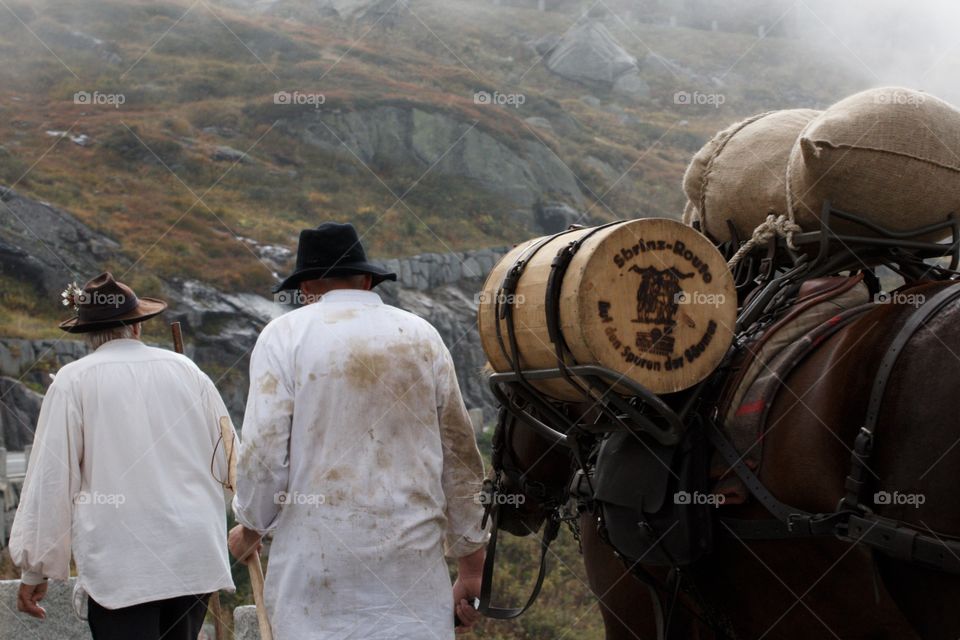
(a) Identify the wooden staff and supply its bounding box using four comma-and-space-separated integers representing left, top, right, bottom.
171, 321, 185, 355
172, 322, 273, 640
219, 416, 273, 640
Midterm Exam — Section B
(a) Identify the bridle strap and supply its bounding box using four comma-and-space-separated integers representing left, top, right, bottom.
478, 506, 562, 619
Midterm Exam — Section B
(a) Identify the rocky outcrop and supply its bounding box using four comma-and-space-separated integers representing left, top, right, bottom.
545, 20, 639, 88
0, 339, 89, 389
0, 188, 122, 299
0, 190, 507, 442
287, 106, 584, 208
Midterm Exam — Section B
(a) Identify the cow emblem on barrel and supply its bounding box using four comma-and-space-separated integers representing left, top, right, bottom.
628, 265, 694, 356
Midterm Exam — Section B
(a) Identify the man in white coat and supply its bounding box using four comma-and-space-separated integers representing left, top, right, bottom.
9, 272, 235, 639
229, 222, 488, 639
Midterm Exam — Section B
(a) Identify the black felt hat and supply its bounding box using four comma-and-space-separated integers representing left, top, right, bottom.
273, 222, 397, 293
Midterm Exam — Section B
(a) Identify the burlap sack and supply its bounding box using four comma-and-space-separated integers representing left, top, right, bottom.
683, 109, 821, 243
787, 87, 960, 240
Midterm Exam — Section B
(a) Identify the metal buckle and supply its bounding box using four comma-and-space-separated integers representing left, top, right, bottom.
479, 478, 498, 529
787, 513, 807, 533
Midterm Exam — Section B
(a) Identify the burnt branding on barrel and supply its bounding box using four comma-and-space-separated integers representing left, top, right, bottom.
626, 264, 693, 357
636, 327, 674, 357
597, 233, 727, 372
598, 300, 613, 323
628, 265, 693, 325
612, 238, 713, 283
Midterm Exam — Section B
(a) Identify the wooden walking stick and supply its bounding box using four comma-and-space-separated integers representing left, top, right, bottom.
171, 321, 185, 355
218, 415, 273, 640
171, 322, 273, 640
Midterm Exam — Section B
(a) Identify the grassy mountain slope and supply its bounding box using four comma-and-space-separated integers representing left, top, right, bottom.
0, 0, 872, 311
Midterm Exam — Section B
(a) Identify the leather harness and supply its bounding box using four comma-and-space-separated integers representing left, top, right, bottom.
480, 220, 960, 626
711, 282, 960, 568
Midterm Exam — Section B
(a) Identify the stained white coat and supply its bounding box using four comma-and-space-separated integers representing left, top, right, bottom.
233, 289, 487, 640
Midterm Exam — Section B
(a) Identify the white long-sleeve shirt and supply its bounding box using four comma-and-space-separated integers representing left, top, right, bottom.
9, 339, 236, 609
233, 289, 487, 640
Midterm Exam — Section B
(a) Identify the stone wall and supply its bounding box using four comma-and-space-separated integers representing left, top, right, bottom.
378, 247, 506, 293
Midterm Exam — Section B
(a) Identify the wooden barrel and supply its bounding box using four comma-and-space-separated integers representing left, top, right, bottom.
478, 218, 737, 401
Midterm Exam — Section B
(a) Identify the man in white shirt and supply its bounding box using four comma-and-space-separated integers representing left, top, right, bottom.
228, 222, 488, 639
9, 272, 236, 639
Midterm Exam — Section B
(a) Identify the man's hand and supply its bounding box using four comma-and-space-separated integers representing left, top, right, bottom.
17, 581, 48, 619
228, 524, 263, 562
453, 548, 485, 633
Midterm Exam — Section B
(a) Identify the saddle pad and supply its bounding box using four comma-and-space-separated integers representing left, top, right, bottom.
712, 277, 871, 502
722, 275, 869, 426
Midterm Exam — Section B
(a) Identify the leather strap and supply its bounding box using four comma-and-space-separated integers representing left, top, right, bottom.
847, 514, 960, 573
863, 282, 960, 434
707, 419, 847, 539
494, 229, 581, 434
478, 506, 561, 619
843, 282, 960, 512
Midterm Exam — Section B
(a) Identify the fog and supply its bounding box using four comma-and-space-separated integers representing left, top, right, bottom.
773, 0, 960, 101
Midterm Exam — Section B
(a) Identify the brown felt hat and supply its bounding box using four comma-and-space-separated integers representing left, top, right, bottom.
59, 272, 167, 334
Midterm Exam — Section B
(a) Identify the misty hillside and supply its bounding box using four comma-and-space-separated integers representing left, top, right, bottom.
0, 0, 957, 344
4, 2, 960, 638
0, 0, 886, 316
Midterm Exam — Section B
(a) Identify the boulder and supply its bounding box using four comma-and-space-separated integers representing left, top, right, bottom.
535, 201, 582, 233
546, 20, 638, 87
211, 145, 251, 163
234, 605, 261, 640
524, 116, 554, 131
529, 33, 561, 56
613, 71, 651, 100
